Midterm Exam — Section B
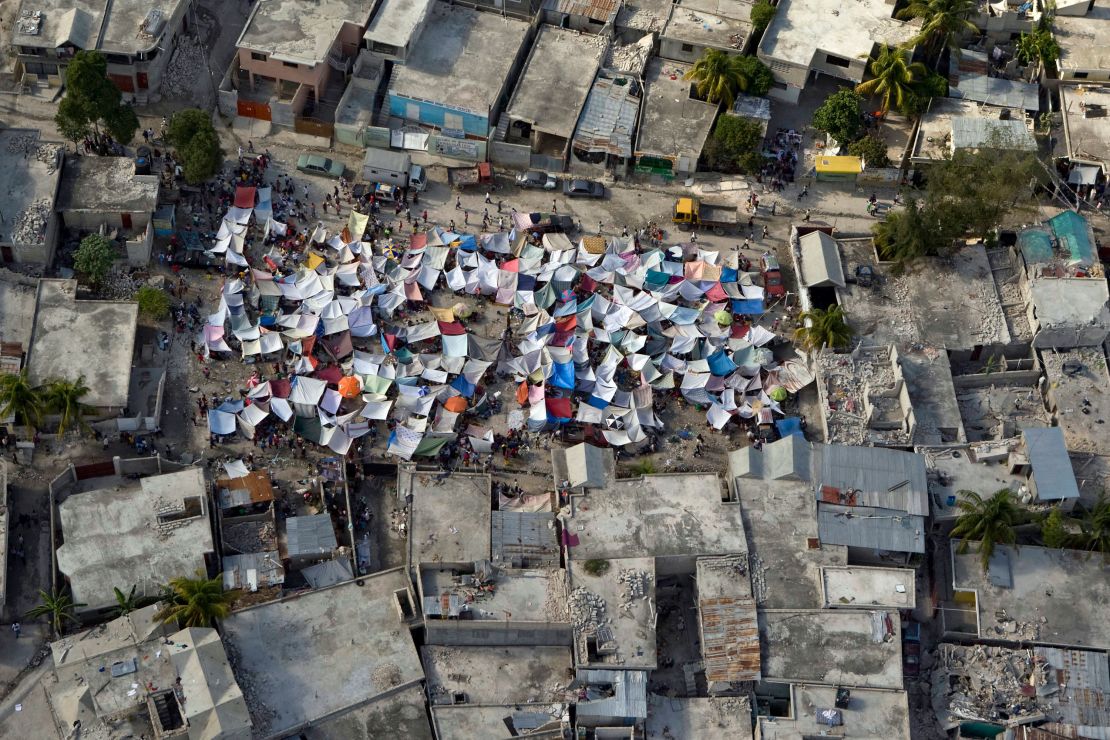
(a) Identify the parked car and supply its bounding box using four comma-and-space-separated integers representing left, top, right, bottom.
297, 155, 345, 179
563, 178, 605, 198
517, 170, 557, 190
760, 254, 785, 298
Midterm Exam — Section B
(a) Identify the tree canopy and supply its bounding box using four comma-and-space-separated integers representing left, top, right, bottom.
135, 285, 171, 320
897, 0, 978, 64
74, 233, 118, 286
856, 47, 929, 116
847, 135, 891, 168
750, 0, 777, 38
703, 115, 765, 174
812, 88, 864, 144
793, 305, 852, 352
685, 49, 773, 107
952, 488, 1023, 572
155, 572, 235, 628
54, 51, 138, 145
167, 109, 224, 185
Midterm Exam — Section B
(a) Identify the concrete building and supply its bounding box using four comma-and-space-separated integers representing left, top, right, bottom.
819, 565, 916, 610
55, 156, 161, 267
571, 72, 642, 171
646, 694, 754, 739
755, 685, 911, 738
503, 26, 605, 170
222, 574, 422, 739
0, 129, 63, 266
634, 58, 718, 177
386, 4, 531, 140
542, 0, 620, 32
10, 0, 190, 98
432, 703, 568, 740
1040, 346, 1110, 463
56, 468, 214, 613
696, 555, 760, 687
403, 467, 491, 570
660, 0, 754, 64
812, 344, 919, 447
422, 644, 573, 705
910, 98, 1037, 164
363, 0, 435, 64
757, 0, 915, 103
228, 0, 372, 129
25, 279, 139, 414
1059, 84, 1110, 176
946, 541, 1110, 650
45, 605, 249, 740
568, 556, 657, 670
1054, 3, 1110, 83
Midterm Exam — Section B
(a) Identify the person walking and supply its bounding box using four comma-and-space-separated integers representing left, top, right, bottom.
551, 199, 557, 214
485, 192, 492, 204
455, 196, 462, 210
803, 209, 811, 222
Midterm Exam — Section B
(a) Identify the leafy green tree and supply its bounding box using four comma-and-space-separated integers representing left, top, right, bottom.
703, 115, 765, 173
167, 110, 224, 185
793, 305, 852, 352
685, 49, 771, 108
54, 51, 138, 144
25, 588, 86, 635
848, 135, 891, 168
0, 370, 44, 432
1015, 28, 1061, 67
135, 285, 171, 320
750, 0, 777, 39
112, 585, 158, 617
951, 488, 1022, 572
923, 145, 1038, 236
1040, 508, 1073, 549
897, 0, 978, 65
856, 47, 929, 116
812, 88, 864, 144
1079, 494, 1110, 558
872, 198, 957, 265
74, 233, 118, 286
154, 572, 235, 628
41, 376, 93, 436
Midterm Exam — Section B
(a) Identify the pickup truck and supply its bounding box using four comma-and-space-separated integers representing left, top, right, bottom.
447, 162, 494, 188
672, 197, 739, 235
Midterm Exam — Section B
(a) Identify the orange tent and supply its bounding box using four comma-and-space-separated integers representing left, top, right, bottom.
443, 396, 468, 413
338, 376, 362, 398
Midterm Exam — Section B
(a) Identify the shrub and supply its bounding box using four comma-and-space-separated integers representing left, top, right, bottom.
135, 285, 170, 320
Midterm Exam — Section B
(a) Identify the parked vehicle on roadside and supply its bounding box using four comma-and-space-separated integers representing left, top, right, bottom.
516, 170, 557, 190
297, 154, 344, 179
562, 178, 605, 198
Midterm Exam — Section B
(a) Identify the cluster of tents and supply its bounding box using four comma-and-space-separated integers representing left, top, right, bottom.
200, 192, 813, 459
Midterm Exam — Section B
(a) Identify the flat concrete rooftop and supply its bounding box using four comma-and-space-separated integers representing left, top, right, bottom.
237, 0, 369, 64
432, 703, 566, 740
1054, 4, 1110, 75
568, 556, 657, 670
951, 542, 1110, 650
1062, 85, 1110, 168
923, 443, 1027, 521
13, 0, 184, 54
646, 694, 753, 739
364, 0, 434, 46
757, 684, 910, 739
820, 566, 916, 609
760, 0, 914, 69
759, 609, 904, 689
99, 0, 187, 55
664, 0, 754, 49
403, 468, 491, 566
389, 4, 530, 117
305, 685, 434, 740
56, 156, 159, 214
27, 279, 138, 409
0, 276, 38, 349
223, 576, 423, 738
423, 645, 573, 705
1041, 347, 1110, 456
0, 130, 61, 246
636, 58, 717, 162
421, 566, 565, 622
564, 473, 745, 560
506, 26, 604, 139
1029, 277, 1110, 337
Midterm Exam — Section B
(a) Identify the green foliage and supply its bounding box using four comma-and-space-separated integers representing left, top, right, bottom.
750, 0, 777, 38
847, 135, 891, 168
856, 47, 929, 116
1015, 28, 1061, 66
951, 488, 1022, 572
897, 0, 978, 62
41, 376, 92, 436
793, 305, 852, 352
1079, 494, 1110, 558
1041, 508, 1073, 549
703, 115, 765, 174
25, 588, 86, 635
167, 109, 224, 185
135, 285, 171, 320
154, 572, 235, 628
873, 198, 955, 265
582, 559, 611, 577
631, 459, 657, 476
812, 88, 864, 144
685, 49, 772, 107
0, 370, 44, 431
112, 585, 158, 617
54, 51, 138, 145
74, 233, 118, 286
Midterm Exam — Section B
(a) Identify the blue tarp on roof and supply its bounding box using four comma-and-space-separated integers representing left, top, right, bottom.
776, 417, 803, 437
707, 350, 738, 376
1048, 210, 1096, 267
551, 361, 575, 389
732, 298, 765, 315
450, 375, 476, 397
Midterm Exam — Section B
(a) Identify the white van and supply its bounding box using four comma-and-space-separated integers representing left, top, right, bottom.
408, 164, 427, 192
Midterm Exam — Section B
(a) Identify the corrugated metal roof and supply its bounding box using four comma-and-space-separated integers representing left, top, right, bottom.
815, 445, 929, 516
492, 510, 560, 567
301, 557, 354, 589
576, 670, 648, 720
1033, 647, 1110, 729
572, 77, 640, 158
223, 551, 285, 589
1023, 427, 1081, 501
817, 504, 926, 553
284, 513, 337, 558
216, 471, 275, 509
950, 116, 1037, 151
700, 595, 761, 682
799, 231, 846, 288
951, 73, 1041, 112
542, 0, 619, 22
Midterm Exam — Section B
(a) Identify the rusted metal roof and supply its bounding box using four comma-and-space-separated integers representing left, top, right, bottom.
542, 0, 619, 22
700, 595, 761, 683
216, 471, 275, 508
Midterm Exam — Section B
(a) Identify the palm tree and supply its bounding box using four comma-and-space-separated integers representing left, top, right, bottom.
25, 588, 86, 635
41, 376, 93, 436
0, 370, 44, 432
1079, 494, 1110, 559
154, 572, 234, 628
684, 49, 751, 109
951, 488, 1022, 571
112, 584, 158, 617
897, 0, 979, 64
855, 47, 929, 115
793, 306, 852, 352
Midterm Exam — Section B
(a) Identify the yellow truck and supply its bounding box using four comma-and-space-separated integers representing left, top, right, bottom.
672, 197, 739, 235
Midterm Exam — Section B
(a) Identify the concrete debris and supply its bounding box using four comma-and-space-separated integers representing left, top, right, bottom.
6, 133, 60, 174
161, 35, 208, 99
371, 663, 403, 690
618, 4, 665, 31
749, 552, 768, 604
816, 344, 913, 446
223, 520, 277, 552
617, 568, 652, 609
605, 35, 653, 75
932, 644, 1059, 730
569, 586, 607, 633
12, 198, 52, 245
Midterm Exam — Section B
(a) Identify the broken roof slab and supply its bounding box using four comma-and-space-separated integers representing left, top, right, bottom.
820, 566, 916, 609
422, 645, 573, 705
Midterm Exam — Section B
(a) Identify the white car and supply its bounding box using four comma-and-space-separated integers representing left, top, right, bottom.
516, 170, 557, 190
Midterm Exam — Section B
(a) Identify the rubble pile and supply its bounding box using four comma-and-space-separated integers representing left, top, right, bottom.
12, 198, 52, 245
616, 3, 664, 31
617, 568, 652, 611
161, 35, 208, 98
933, 644, 1054, 727
223, 520, 277, 552
371, 663, 403, 690
605, 36, 653, 74
749, 553, 768, 604
99, 271, 142, 300
568, 587, 607, 632
816, 345, 912, 446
